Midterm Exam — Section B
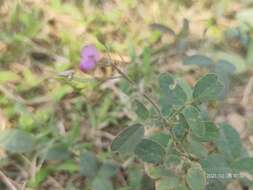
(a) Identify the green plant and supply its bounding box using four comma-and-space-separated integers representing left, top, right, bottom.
110, 65, 253, 189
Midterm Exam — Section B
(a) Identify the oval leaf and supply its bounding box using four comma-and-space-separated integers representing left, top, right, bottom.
149, 132, 170, 148
159, 73, 187, 116
185, 139, 208, 159
156, 176, 180, 190
97, 161, 119, 178
182, 106, 205, 137
216, 123, 242, 161
232, 157, 253, 175
183, 54, 214, 67
80, 151, 98, 178
193, 73, 224, 102
0, 129, 34, 153
133, 100, 149, 120
111, 124, 144, 154
200, 153, 231, 175
134, 139, 165, 164
172, 114, 189, 140
186, 164, 206, 190
92, 177, 114, 190
194, 122, 219, 142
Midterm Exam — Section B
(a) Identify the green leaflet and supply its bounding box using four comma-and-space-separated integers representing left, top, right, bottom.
92, 177, 114, 190
173, 113, 189, 140
159, 73, 187, 116
194, 122, 219, 142
182, 106, 205, 138
97, 161, 119, 178
185, 139, 208, 160
133, 100, 149, 120
134, 139, 165, 164
183, 54, 214, 68
149, 131, 170, 148
216, 123, 242, 161
111, 124, 144, 154
193, 73, 224, 102
186, 164, 206, 190
0, 129, 34, 153
205, 179, 225, 190
80, 151, 98, 178
156, 176, 180, 190
232, 157, 253, 175
200, 153, 231, 175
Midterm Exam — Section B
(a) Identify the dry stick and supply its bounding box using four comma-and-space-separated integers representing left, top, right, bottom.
0, 85, 49, 106
241, 75, 253, 106
0, 170, 17, 190
48, 176, 65, 190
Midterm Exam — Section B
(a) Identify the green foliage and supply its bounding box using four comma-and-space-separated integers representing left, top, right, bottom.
233, 157, 253, 175
149, 132, 170, 148
80, 152, 98, 178
201, 153, 231, 175
1, 1, 253, 189
216, 123, 242, 161
156, 176, 180, 190
193, 73, 224, 102
92, 176, 114, 190
134, 139, 165, 164
133, 100, 150, 121
186, 164, 206, 190
112, 72, 253, 189
45, 144, 70, 161
183, 106, 205, 137
159, 73, 187, 116
111, 124, 144, 154
0, 129, 34, 153
97, 161, 119, 178
183, 54, 214, 67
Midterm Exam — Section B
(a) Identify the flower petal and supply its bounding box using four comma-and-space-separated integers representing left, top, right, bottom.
80, 58, 96, 72
81, 44, 100, 62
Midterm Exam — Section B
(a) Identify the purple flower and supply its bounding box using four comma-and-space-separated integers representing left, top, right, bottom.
80, 44, 100, 72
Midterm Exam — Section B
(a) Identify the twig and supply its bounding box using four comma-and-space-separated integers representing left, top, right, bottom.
48, 176, 65, 190
0, 85, 50, 106
122, 156, 135, 169
0, 170, 17, 190
241, 75, 253, 106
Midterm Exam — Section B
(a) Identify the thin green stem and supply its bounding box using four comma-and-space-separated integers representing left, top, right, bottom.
103, 45, 197, 162
106, 51, 163, 117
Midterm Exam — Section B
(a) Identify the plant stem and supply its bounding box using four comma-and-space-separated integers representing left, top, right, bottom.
0, 170, 17, 190
104, 46, 197, 162
108, 53, 163, 116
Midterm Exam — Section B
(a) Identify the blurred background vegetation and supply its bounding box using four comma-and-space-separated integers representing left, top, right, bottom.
0, 0, 253, 189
